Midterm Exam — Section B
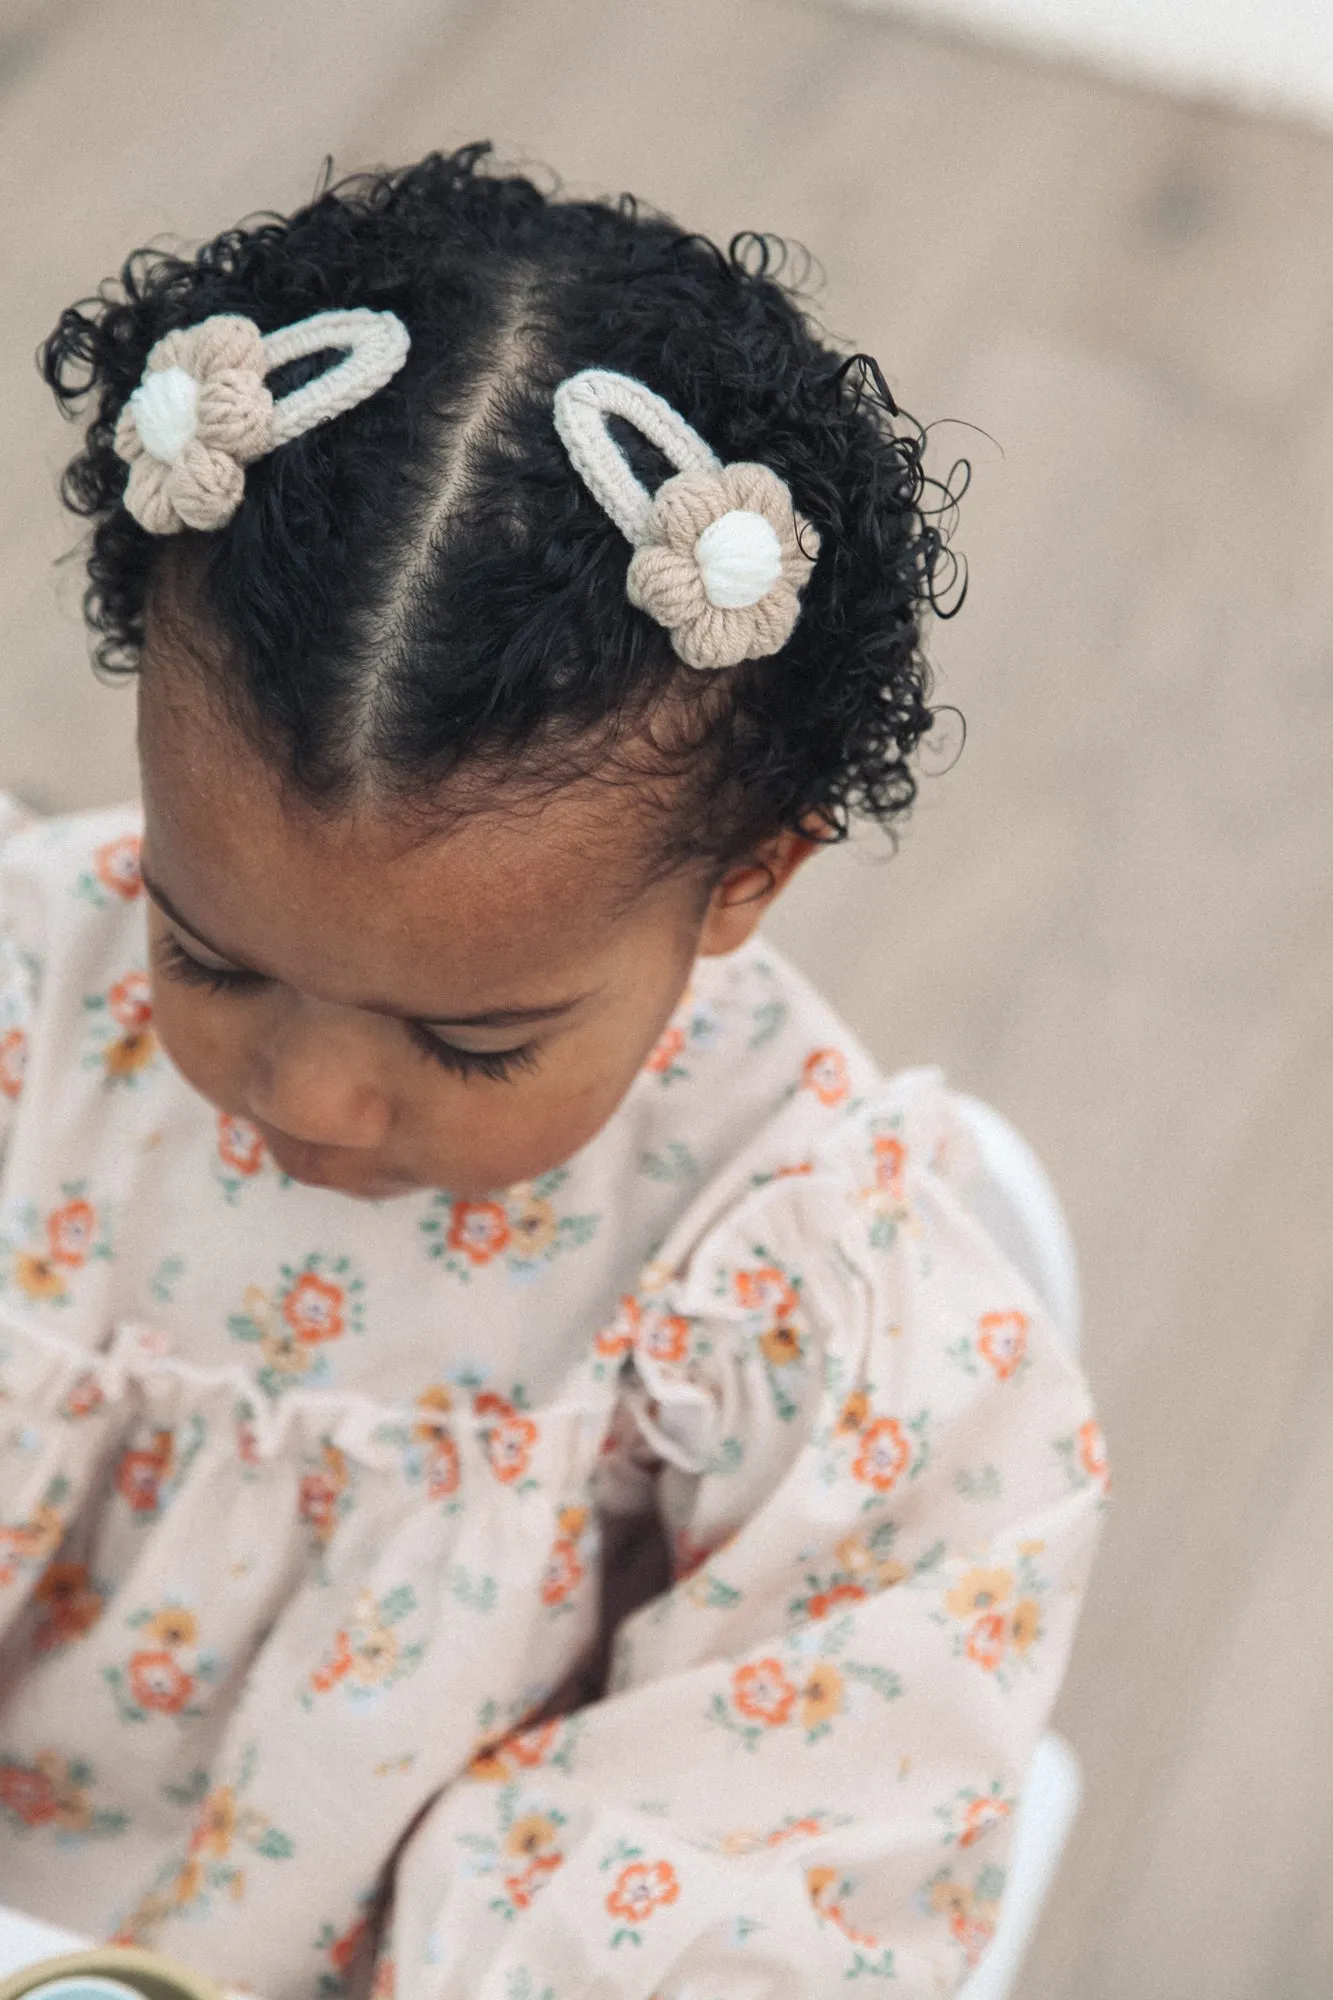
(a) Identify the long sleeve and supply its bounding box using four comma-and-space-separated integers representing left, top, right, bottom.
385, 1072, 1107, 1999
0, 795, 40, 1158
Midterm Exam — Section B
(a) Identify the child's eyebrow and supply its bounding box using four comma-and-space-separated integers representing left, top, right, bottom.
142, 867, 591, 1028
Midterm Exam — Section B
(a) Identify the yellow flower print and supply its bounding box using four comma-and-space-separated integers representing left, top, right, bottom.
190, 1784, 237, 1859
1010, 1598, 1041, 1654
413, 1383, 453, 1434
104, 1029, 158, 1079
15, 1252, 67, 1303
836, 1390, 870, 1436
505, 1812, 560, 1858
348, 1594, 400, 1687
467, 1742, 513, 1783
945, 1566, 1013, 1620
799, 1661, 844, 1730
760, 1322, 803, 1366
930, 1877, 973, 1923
508, 1188, 558, 1259
144, 1606, 199, 1649
172, 1858, 204, 1908
260, 1327, 315, 1378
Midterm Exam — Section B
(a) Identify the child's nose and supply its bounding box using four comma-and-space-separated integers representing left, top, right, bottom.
245, 1001, 392, 1151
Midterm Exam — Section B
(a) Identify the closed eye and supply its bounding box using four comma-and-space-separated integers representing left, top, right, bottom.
156, 931, 538, 1084
156, 931, 268, 997
406, 1025, 539, 1084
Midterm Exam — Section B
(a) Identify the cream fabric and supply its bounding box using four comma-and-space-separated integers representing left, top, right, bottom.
0, 800, 1105, 2000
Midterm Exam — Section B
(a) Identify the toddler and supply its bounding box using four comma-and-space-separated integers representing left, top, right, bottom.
0, 147, 1105, 2000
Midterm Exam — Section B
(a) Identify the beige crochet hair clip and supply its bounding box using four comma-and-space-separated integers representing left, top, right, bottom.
552, 368, 820, 671
114, 307, 411, 536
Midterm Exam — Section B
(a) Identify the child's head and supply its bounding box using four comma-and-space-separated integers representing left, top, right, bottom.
44, 145, 958, 1200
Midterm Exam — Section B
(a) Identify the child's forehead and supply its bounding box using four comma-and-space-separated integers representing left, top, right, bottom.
137, 665, 682, 1007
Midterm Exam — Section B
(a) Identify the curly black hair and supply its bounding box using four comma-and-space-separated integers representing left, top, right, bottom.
42, 144, 964, 875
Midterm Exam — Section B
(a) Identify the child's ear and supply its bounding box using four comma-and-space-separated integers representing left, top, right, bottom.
697, 827, 822, 957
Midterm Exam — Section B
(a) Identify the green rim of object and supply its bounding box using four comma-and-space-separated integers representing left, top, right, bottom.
0, 1947, 223, 2000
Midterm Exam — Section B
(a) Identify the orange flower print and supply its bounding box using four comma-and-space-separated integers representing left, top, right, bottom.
94, 834, 143, 901
424, 1433, 460, 1503
733, 1657, 797, 1726
0, 1758, 59, 1827
806, 1581, 867, 1620
541, 1536, 584, 1608
507, 1719, 562, 1769
0, 1026, 27, 1101
1078, 1418, 1112, 1493
606, 1858, 681, 1924
645, 1024, 686, 1076
33, 1560, 103, 1651
108, 970, 153, 1032
62, 1371, 106, 1420
217, 1113, 266, 1178
486, 1409, 538, 1485
503, 1852, 563, 1911
299, 1445, 349, 1543
189, 1784, 237, 1859
958, 1795, 1012, 1848
966, 1611, 1009, 1673
596, 1294, 640, 1360
46, 1198, 96, 1269
734, 1264, 798, 1321
325, 1914, 369, 1977
283, 1271, 346, 1345
447, 1200, 511, 1266
310, 1630, 355, 1696
116, 1431, 173, 1514
127, 1649, 194, 1714
872, 1133, 906, 1197
853, 1417, 911, 1493
977, 1310, 1028, 1382
0, 1752, 118, 1838
802, 1046, 850, 1106
642, 1311, 690, 1364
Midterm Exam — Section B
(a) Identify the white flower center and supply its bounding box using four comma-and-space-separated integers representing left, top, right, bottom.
694, 509, 783, 608
131, 365, 201, 464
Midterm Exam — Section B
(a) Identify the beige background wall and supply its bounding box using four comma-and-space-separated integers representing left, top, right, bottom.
2, 2, 1332, 1993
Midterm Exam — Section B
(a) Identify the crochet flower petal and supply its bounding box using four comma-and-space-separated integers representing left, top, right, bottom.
151, 316, 265, 381
646, 471, 735, 551
167, 439, 247, 533
626, 545, 709, 630
195, 371, 274, 464
122, 456, 181, 537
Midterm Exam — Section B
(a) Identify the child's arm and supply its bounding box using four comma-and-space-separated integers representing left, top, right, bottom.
384, 1097, 1106, 1998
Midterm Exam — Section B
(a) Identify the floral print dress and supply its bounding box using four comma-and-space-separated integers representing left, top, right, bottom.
0, 799, 1107, 2000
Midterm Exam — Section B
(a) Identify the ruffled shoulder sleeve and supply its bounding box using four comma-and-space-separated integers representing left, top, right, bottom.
0, 795, 42, 1156
386, 1069, 1107, 1998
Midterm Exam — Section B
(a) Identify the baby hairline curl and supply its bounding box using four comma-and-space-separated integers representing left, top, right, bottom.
41, 142, 966, 878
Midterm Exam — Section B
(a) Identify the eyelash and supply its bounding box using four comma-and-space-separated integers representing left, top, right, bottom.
154, 933, 538, 1084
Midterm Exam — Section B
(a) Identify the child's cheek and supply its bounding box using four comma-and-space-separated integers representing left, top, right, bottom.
148, 969, 246, 1117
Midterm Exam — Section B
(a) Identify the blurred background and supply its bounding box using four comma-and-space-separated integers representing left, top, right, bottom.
2, 1, 1332, 1993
